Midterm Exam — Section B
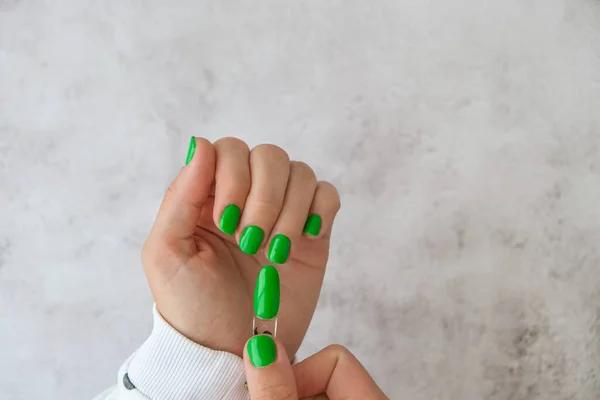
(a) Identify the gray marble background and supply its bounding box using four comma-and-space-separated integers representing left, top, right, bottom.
2, 1, 600, 399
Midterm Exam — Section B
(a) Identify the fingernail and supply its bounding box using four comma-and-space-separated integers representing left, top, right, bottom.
240, 225, 265, 255
219, 204, 241, 235
185, 136, 196, 165
247, 335, 277, 368
303, 214, 322, 236
267, 234, 291, 264
254, 265, 280, 319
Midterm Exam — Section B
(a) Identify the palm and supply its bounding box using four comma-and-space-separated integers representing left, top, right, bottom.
148, 199, 330, 358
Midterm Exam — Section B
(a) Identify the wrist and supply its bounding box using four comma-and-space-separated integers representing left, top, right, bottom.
154, 300, 251, 358
126, 306, 248, 400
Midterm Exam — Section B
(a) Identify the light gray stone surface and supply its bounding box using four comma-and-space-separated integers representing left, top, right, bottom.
2, 1, 600, 399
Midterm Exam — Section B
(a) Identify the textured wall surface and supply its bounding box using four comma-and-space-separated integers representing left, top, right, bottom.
2, 1, 600, 399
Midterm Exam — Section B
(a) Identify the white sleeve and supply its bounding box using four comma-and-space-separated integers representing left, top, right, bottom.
94, 307, 249, 400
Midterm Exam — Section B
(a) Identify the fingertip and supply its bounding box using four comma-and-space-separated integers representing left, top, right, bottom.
304, 181, 341, 239
194, 136, 213, 148
182, 138, 216, 194
186, 137, 215, 167
244, 335, 290, 369
246, 335, 277, 368
151, 137, 216, 242
302, 213, 323, 238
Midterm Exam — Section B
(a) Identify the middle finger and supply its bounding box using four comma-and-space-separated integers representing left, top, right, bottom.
237, 144, 291, 255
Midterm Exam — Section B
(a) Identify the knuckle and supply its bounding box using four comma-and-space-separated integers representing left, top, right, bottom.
214, 136, 250, 152
290, 161, 317, 182
252, 144, 290, 164
326, 344, 350, 357
318, 181, 342, 211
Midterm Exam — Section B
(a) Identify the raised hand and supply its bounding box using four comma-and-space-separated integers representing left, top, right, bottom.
141, 137, 341, 357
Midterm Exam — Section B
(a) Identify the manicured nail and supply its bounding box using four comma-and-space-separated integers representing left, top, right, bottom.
219, 204, 241, 235
303, 214, 322, 236
267, 234, 291, 264
185, 136, 196, 165
247, 335, 277, 368
240, 225, 265, 255
254, 265, 280, 319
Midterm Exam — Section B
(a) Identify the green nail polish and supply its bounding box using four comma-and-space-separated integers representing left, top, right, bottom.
185, 136, 196, 165
303, 214, 322, 236
254, 265, 280, 319
219, 204, 241, 235
268, 234, 291, 264
247, 335, 277, 368
240, 225, 265, 255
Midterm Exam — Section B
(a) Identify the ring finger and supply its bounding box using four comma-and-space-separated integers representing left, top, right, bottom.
266, 161, 318, 264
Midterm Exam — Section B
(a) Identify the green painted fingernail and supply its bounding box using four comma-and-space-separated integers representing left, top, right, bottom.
185, 136, 196, 165
240, 225, 265, 255
247, 335, 277, 368
219, 204, 241, 235
254, 265, 280, 319
303, 214, 322, 236
267, 234, 291, 264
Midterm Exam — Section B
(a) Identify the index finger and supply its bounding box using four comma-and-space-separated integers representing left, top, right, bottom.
294, 345, 388, 400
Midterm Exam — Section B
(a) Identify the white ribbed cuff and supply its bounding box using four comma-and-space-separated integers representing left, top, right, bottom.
127, 307, 249, 400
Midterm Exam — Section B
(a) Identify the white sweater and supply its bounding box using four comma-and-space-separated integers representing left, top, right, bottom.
94, 308, 249, 400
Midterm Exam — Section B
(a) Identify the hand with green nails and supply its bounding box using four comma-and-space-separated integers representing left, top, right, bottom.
142, 137, 341, 358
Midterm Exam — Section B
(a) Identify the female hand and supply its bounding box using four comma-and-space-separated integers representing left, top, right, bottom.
244, 335, 388, 399
142, 137, 341, 357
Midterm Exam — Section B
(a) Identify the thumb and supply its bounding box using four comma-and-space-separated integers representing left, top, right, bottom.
244, 335, 298, 400
151, 137, 215, 245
